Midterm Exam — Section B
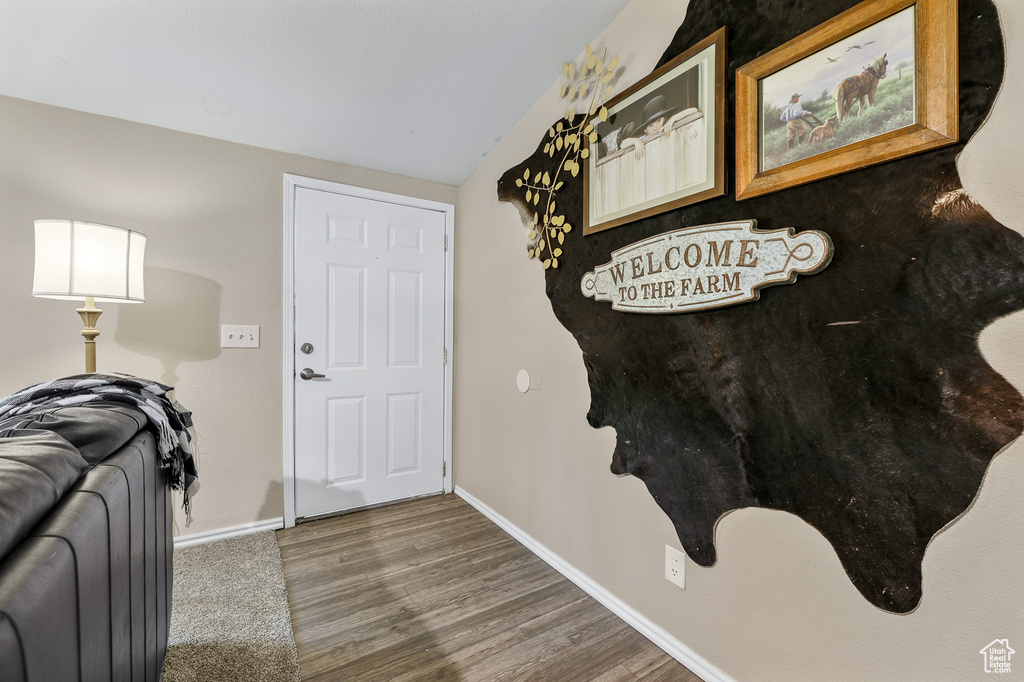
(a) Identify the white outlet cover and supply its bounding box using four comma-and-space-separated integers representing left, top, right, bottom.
665, 545, 686, 589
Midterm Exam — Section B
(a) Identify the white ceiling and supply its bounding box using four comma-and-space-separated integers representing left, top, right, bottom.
0, 0, 634, 186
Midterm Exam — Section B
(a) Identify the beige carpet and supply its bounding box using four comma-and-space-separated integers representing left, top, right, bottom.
162, 531, 301, 682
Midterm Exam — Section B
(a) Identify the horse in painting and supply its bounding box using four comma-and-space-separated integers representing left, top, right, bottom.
833, 53, 888, 121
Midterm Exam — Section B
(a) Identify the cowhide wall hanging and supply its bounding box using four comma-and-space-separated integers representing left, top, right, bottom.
497, 0, 1022, 614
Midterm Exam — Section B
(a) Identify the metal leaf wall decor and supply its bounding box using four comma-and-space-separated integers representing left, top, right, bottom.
520, 44, 621, 270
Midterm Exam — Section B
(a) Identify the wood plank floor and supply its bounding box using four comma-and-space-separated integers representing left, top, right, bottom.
276, 494, 701, 681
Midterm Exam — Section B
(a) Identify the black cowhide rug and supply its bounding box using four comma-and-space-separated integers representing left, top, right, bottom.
497, 0, 1023, 613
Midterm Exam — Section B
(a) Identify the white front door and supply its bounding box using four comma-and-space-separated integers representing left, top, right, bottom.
290, 183, 450, 520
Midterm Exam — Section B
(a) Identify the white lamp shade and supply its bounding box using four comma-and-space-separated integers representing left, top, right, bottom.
33, 220, 146, 303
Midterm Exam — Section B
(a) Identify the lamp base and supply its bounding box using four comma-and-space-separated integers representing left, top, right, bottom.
76, 296, 102, 374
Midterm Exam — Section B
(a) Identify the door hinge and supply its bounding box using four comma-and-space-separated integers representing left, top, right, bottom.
444, 235, 448, 252
444, 347, 448, 365
443, 461, 447, 477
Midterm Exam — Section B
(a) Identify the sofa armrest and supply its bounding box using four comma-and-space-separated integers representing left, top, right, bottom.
0, 430, 88, 563
0, 402, 147, 465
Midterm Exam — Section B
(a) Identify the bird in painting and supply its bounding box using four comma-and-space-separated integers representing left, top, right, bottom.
846, 40, 875, 52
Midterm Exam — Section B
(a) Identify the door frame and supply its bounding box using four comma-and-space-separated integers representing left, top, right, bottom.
282, 173, 455, 528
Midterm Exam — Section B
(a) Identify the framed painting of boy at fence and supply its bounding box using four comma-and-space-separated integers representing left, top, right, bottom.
583, 28, 726, 235
735, 0, 958, 201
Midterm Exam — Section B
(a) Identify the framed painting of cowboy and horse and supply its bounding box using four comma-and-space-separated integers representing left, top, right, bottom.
583, 28, 727, 234
735, 0, 958, 200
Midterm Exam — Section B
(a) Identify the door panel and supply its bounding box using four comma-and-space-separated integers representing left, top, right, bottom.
293, 186, 446, 519
328, 264, 365, 368
326, 396, 365, 485
387, 393, 420, 475
388, 270, 422, 367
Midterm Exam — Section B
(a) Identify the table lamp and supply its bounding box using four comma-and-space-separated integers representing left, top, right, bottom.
32, 220, 147, 373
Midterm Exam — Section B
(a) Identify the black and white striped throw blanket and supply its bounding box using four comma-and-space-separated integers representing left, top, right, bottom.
0, 373, 198, 519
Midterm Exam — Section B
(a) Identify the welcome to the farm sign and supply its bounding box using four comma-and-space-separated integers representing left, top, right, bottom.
580, 220, 833, 313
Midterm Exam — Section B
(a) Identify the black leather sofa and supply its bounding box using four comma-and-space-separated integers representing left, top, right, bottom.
0, 402, 173, 681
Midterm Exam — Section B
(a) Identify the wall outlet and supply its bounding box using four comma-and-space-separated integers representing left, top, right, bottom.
221, 325, 260, 348
665, 545, 685, 589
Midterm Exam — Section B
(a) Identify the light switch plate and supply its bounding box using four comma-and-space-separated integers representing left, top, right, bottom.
221, 325, 260, 348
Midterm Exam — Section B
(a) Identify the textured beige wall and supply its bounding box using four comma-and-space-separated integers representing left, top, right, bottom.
0, 94, 457, 536
453, 0, 1024, 680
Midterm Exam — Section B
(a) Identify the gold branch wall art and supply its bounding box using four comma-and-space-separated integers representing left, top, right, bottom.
518, 44, 622, 269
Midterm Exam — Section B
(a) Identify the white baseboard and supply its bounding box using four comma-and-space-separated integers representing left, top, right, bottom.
173, 517, 284, 548
454, 486, 735, 682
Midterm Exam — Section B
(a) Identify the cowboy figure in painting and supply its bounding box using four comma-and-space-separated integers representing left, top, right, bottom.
780, 93, 823, 150
619, 94, 698, 159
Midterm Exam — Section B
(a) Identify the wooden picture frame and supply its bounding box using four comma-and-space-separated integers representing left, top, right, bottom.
584, 27, 727, 235
735, 0, 958, 201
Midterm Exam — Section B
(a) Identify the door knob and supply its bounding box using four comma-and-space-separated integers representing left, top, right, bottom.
300, 368, 326, 380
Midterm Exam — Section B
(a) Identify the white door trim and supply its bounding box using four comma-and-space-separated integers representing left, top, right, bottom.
282, 173, 454, 528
